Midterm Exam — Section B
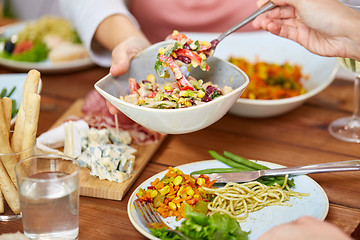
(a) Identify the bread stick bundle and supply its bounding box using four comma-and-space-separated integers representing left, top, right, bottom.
0, 69, 41, 214
0, 97, 18, 187
0, 93, 20, 213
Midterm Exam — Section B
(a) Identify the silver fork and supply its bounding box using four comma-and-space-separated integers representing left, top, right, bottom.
134, 201, 191, 240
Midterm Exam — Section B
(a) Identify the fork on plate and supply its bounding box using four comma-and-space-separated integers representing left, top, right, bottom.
134, 200, 190, 240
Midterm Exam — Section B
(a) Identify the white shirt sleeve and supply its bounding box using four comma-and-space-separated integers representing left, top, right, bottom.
58, 0, 139, 67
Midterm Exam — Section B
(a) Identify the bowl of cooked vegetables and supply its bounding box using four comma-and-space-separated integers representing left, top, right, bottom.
186, 31, 339, 118
95, 31, 249, 134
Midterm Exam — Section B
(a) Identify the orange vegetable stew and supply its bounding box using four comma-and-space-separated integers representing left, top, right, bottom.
136, 167, 215, 220
228, 57, 308, 100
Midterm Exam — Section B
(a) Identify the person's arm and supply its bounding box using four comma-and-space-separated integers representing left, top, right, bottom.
253, 0, 360, 61
59, 0, 149, 67
259, 216, 353, 240
94, 14, 150, 76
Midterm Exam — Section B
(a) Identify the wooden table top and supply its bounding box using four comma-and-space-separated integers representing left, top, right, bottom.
0, 18, 359, 239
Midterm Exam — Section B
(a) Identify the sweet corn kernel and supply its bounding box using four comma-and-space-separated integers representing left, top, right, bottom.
177, 186, 185, 197
168, 202, 177, 211
147, 74, 156, 83
184, 100, 192, 107
180, 91, 188, 97
138, 99, 145, 105
192, 62, 199, 68
185, 186, 194, 196
197, 90, 205, 98
197, 177, 206, 186
178, 98, 186, 104
193, 194, 200, 199
164, 85, 173, 91
150, 190, 158, 198
199, 53, 207, 60
158, 47, 165, 55
172, 30, 179, 35
202, 40, 212, 47
159, 185, 170, 195
173, 176, 183, 186
171, 52, 177, 58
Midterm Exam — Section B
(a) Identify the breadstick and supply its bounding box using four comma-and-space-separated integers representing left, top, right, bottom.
0, 160, 20, 214
1, 97, 12, 140
0, 190, 4, 214
20, 93, 40, 160
0, 101, 17, 186
11, 69, 40, 152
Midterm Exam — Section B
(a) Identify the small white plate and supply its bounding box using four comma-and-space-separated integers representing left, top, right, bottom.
0, 73, 42, 125
128, 160, 329, 240
0, 21, 95, 74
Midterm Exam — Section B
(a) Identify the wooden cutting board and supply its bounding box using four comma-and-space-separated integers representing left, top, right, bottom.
49, 99, 166, 201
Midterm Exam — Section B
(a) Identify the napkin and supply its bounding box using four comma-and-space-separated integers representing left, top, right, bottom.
36, 119, 89, 157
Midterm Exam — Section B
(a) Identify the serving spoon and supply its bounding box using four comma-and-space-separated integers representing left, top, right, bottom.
210, 1, 276, 51
180, 1, 276, 77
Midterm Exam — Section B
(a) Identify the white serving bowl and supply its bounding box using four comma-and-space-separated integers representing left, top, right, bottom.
186, 31, 339, 118
95, 41, 249, 134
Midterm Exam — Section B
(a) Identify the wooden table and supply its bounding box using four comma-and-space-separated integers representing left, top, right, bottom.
0, 18, 360, 239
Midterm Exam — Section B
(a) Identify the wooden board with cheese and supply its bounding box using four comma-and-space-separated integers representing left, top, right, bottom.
49, 99, 166, 201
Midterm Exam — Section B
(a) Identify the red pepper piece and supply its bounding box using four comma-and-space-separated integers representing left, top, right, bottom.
129, 77, 140, 95
159, 54, 195, 91
175, 49, 209, 71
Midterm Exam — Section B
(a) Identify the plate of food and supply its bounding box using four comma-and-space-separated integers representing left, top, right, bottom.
128, 158, 329, 240
0, 16, 94, 73
185, 31, 338, 118
0, 73, 42, 125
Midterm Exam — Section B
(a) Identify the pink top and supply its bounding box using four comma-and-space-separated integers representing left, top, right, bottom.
60, 0, 258, 67
129, 0, 258, 43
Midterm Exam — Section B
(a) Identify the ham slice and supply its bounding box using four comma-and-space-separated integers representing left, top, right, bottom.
80, 90, 162, 144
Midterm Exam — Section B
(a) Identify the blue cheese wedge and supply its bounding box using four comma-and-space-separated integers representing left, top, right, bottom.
76, 127, 137, 183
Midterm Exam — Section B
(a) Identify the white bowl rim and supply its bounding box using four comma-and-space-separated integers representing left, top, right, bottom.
95, 57, 250, 113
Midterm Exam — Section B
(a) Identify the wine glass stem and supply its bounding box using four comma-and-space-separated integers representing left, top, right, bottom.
353, 75, 360, 119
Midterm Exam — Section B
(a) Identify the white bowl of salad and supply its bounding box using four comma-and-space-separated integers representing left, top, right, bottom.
95, 33, 249, 134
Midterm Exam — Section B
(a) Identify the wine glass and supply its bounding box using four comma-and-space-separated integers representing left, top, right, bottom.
328, 0, 360, 143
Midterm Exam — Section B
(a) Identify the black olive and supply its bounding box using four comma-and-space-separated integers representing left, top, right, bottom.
4, 40, 15, 53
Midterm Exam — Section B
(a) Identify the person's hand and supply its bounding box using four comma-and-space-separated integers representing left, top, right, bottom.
110, 35, 151, 76
253, 0, 360, 61
106, 35, 150, 115
258, 216, 353, 240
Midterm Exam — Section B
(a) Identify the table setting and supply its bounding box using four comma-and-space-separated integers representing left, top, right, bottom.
0, 7, 359, 240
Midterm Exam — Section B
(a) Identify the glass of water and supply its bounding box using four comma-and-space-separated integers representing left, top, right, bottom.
15, 155, 80, 240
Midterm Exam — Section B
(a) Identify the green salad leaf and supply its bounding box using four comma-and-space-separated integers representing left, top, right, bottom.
150, 204, 249, 240
1, 42, 49, 62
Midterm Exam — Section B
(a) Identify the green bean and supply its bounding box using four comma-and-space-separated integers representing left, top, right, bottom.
6, 86, 16, 97
190, 167, 251, 176
223, 151, 269, 170
208, 150, 254, 170
0, 88, 6, 98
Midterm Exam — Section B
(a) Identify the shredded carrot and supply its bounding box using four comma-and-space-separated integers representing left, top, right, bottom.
136, 167, 214, 220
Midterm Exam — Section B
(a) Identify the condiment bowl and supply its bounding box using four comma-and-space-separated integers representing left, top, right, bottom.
95, 41, 249, 134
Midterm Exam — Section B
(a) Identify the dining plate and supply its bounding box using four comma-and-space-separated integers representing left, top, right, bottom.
128, 160, 329, 240
0, 21, 95, 74
0, 73, 42, 125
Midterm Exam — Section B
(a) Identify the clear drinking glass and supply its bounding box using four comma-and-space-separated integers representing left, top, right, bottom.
15, 155, 80, 240
0, 137, 36, 221
328, 0, 360, 143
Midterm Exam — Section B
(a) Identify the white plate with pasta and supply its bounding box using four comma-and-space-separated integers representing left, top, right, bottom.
0, 19, 95, 74
128, 160, 329, 240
